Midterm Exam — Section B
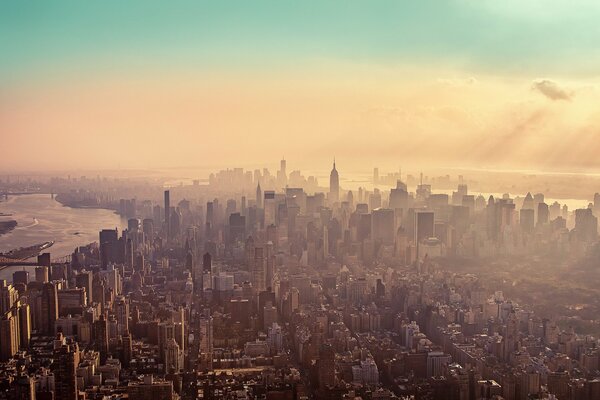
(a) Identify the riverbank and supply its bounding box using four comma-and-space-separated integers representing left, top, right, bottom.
54, 193, 118, 212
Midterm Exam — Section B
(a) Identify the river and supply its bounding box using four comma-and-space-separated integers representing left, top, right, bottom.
0, 194, 126, 282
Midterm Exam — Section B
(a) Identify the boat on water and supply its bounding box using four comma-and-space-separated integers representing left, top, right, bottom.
0, 241, 55, 261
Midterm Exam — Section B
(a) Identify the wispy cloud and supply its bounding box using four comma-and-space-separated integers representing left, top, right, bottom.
532, 79, 572, 101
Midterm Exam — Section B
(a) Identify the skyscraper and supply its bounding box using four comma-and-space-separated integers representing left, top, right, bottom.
252, 247, 266, 292
329, 159, 339, 204
164, 190, 170, 243
115, 296, 130, 336
99, 228, 120, 268
0, 313, 18, 361
41, 282, 58, 336
256, 182, 263, 209
53, 341, 79, 400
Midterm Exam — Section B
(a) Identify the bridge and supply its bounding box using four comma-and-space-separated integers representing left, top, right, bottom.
0, 254, 71, 268
0, 191, 54, 200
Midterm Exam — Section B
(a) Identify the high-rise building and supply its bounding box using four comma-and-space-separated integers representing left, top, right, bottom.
35, 266, 49, 283
99, 228, 120, 268
0, 280, 18, 314
122, 332, 133, 367
575, 208, 598, 242
318, 344, 336, 389
537, 202, 549, 226
40, 282, 58, 336
228, 212, 246, 244
520, 209, 535, 233
0, 313, 18, 361
199, 315, 213, 352
18, 303, 31, 349
115, 296, 129, 336
53, 341, 79, 400
264, 191, 276, 226
75, 271, 93, 305
142, 218, 154, 242
372, 208, 395, 245
415, 210, 435, 244
94, 314, 109, 362
164, 190, 170, 243
256, 183, 263, 209
252, 247, 266, 292
329, 159, 339, 204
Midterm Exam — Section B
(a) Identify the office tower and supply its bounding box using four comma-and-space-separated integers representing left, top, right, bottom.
318, 344, 336, 389
164, 190, 170, 242
263, 302, 278, 330
12, 373, 36, 400
390, 180, 409, 210
415, 210, 434, 243
115, 296, 129, 336
205, 201, 214, 239
40, 282, 58, 336
94, 314, 109, 362
329, 159, 339, 204
372, 208, 395, 245
75, 271, 93, 305
202, 252, 212, 273
266, 241, 274, 289
122, 333, 133, 367
241, 195, 247, 216
256, 182, 263, 208
158, 321, 176, 362
537, 202, 549, 226
18, 303, 31, 349
574, 208, 598, 242
99, 228, 119, 268
37, 253, 51, 268
504, 311, 519, 361
199, 316, 214, 354
165, 338, 182, 373
277, 158, 287, 186
0, 313, 18, 361
53, 341, 79, 400
369, 189, 382, 210
35, 266, 49, 283
128, 217, 140, 232
252, 247, 266, 292
0, 280, 18, 314
229, 212, 246, 243
373, 167, 379, 184
12, 270, 29, 286
142, 218, 154, 242
520, 209, 535, 233
263, 191, 276, 226
415, 210, 434, 259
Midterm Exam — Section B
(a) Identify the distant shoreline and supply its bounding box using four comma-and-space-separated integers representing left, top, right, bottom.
54, 194, 118, 213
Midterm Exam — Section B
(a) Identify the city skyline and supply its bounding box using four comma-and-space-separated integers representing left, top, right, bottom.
2, 3, 600, 399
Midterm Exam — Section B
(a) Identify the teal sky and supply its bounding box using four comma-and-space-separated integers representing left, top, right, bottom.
2, 0, 600, 83
3, 1, 600, 172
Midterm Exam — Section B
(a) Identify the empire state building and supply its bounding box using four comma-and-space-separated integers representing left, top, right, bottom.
329, 159, 339, 204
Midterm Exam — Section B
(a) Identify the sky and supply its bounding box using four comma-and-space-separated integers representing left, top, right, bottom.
2, 1, 600, 173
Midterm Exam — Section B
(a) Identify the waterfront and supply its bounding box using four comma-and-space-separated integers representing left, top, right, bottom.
0, 194, 126, 281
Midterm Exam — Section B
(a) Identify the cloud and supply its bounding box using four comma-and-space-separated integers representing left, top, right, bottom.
532, 79, 572, 100
437, 77, 478, 87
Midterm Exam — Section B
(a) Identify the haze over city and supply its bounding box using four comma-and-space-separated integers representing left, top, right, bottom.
4, 1, 600, 172
2, 2, 600, 400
